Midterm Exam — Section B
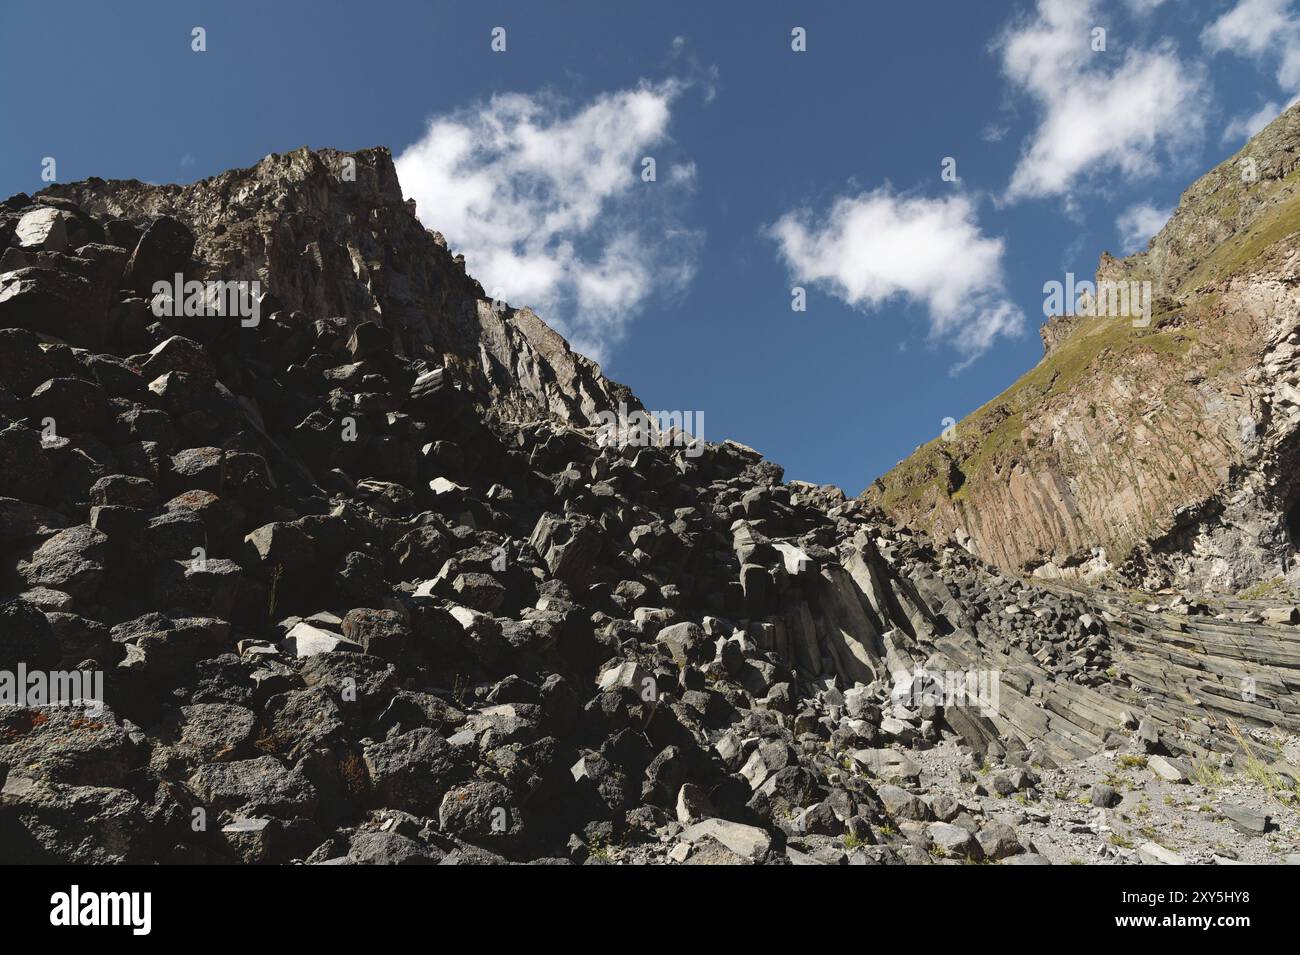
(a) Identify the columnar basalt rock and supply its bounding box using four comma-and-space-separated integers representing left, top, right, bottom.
870, 102, 1300, 596
0, 149, 1297, 865
41, 147, 637, 430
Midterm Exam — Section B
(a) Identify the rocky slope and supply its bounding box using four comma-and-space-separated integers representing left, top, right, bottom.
869, 102, 1300, 595
30, 146, 636, 429
0, 148, 1297, 865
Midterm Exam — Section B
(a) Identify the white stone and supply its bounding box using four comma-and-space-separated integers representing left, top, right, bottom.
280, 621, 359, 657
1137, 841, 1186, 865
773, 541, 812, 576
679, 818, 771, 863
15, 207, 68, 252
1148, 755, 1190, 783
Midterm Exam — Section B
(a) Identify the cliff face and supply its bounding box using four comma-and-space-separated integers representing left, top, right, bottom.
39, 146, 636, 428
869, 103, 1300, 594
1, 143, 1156, 864
4, 144, 1300, 866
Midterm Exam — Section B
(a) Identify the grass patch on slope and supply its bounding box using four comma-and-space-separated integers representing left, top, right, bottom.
1181, 179, 1300, 292
874, 313, 1196, 511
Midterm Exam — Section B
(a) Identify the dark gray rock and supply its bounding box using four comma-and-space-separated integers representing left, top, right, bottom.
1219, 803, 1271, 836
188, 756, 319, 816
18, 525, 107, 601
0, 597, 60, 671
1090, 782, 1122, 808
438, 779, 524, 846
362, 728, 459, 814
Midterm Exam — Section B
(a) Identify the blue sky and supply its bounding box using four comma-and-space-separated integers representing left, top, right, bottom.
2, 0, 1297, 493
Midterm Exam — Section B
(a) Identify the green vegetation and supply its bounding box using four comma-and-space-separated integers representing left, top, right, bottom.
870, 135, 1300, 554
1190, 760, 1226, 788
873, 311, 1201, 516
1181, 178, 1300, 291
1226, 721, 1300, 805
1237, 577, 1292, 601
587, 835, 612, 862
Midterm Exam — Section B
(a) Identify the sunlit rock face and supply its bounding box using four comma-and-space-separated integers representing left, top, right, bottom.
871, 103, 1300, 595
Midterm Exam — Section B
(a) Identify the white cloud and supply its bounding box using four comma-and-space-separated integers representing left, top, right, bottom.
395, 79, 702, 362
1204, 0, 1300, 92
767, 189, 1023, 367
981, 123, 1010, 143
1204, 0, 1292, 56
997, 0, 1207, 202
1222, 100, 1288, 144
1116, 202, 1172, 253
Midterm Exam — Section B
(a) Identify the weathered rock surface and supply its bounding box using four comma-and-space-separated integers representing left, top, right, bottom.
43, 146, 637, 430
870, 101, 1300, 596
0, 147, 1296, 866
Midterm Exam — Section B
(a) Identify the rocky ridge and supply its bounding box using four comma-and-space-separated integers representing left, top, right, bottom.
34, 146, 636, 429
869, 101, 1300, 595
0, 148, 1297, 865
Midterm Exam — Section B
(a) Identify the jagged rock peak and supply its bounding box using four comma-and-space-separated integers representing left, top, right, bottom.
1101, 99, 1300, 297
3, 137, 1299, 867
39, 145, 637, 428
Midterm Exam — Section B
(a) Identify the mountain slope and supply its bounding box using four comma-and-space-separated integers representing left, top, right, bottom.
2, 147, 1299, 866
869, 102, 1300, 594
37, 146, 636, 428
